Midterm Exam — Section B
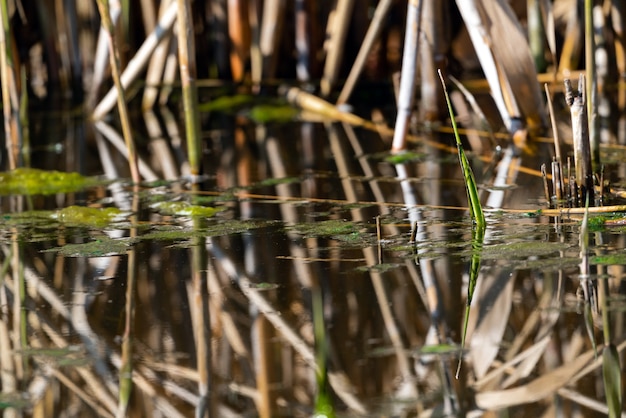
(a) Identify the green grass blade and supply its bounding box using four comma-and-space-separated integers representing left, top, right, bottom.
437, 70, 485, 228
438, 69, 487, 377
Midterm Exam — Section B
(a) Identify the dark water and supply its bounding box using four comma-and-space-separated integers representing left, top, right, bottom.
0, 103, 624, 418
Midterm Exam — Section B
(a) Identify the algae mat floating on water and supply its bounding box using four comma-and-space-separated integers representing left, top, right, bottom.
0, 168, 99, 195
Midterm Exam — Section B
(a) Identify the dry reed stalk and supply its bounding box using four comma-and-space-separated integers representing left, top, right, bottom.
585, 0, 599, 169
95, 0, 140, 184
259, 0, 285, 82
336, 0, 393, 104
0, 0, 21, 169
142, 0, 174, 110
92, 1, 177, 119
457, 0, 546, 134
321, 0, 355, 97
419, 1, 442, 122
249, 0, 262, 87
228, 0, 250, 82
564, 75, 594, 204
176, 0, 202, 179
390, 0, 422, 152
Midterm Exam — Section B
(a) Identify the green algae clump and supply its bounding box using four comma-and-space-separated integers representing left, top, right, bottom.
56, 206, 123, 228
0, 168, 96, 196
152, 201, 223, 218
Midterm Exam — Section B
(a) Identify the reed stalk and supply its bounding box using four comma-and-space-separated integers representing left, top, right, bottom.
176, 0, 202, 179
95, 0, 140, 184
564, 75, 594, 205
142, 0, 174, 110
92, 1, 178, 119
228, 0, 250, 82
584, 0, 599, 170
0, 0, 21, 169
321, 0, 355, 97
391, 0, 423, 152
259, 0, 286, 82
336, 0, 393, 104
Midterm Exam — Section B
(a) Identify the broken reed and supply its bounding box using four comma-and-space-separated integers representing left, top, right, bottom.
543, 75, 598, 209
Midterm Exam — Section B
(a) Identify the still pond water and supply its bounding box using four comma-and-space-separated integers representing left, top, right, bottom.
0, 98, 625, 418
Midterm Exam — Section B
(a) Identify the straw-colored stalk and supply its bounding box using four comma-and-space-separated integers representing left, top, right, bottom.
585, 0, 599, 170
259, 0, 286, 82
390, 0, 423, 152
564, 75, 594, 204
95, 0, 140, 184
142, 0, 174, 110
92, 2, 177, 119
228, 0, 250, 82
176, 0, 202, 179
0, 0, 21, 169
336, 0, 393, 104
321, 0, 355, 97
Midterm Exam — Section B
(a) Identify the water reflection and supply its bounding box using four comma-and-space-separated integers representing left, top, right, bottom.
0, 106, 623, 417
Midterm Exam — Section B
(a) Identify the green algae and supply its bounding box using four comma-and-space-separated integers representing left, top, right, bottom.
43, 236, 135, 257
151, 201, 224, 217
249, 104, 299, 123
383, 150, 426, 164
289, 219, 359, 237
480, 241, 570, 260
55, 206, 124, 228
0, 168, 99, 196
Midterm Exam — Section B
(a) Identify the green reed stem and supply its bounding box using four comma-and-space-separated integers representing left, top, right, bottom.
95, 0, 140, 184
177, 0, 202, 179
438, 69, 485, 228
438, 69, 486, 378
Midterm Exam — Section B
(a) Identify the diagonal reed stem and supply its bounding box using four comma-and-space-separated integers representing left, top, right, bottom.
95, 0, 140, 184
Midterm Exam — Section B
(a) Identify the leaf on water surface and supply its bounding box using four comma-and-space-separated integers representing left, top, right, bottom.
602, 344, 623, 418
151, 201, 225, 218
0, 168, 100, 196
42, 236, 135, 257
288, 219, 360, 238
54, 206, 125, 228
